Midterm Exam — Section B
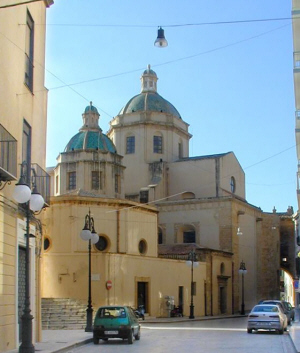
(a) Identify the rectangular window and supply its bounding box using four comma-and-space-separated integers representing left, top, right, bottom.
140, 189, 149, 204
25, 11, 34, 92
153, 136, 162, 154
178, 142, 183, 159
22, 120, 31, 184
68, 171, 76, 190
183, 231, 195, 243
92, 171, 102, 190
115, 174, 120, 193
55, 175, 59, 194
126, 136, 135, 154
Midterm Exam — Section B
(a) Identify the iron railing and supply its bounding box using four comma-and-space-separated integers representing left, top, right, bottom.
0, 124, 17, 182
31, 163, 50, 206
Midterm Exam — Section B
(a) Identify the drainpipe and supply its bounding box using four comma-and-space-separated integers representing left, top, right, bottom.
117, 209, 120, 253
211, 253, 213, 315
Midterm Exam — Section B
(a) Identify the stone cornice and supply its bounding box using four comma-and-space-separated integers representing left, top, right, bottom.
108, 120, 192, 139
49, 195, 159, 214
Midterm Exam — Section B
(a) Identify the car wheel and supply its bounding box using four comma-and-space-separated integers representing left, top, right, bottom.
278, 328, 284, 335
134, 328, 141, 341
247, 329, 252, 334
93, 337, 99, 345
128, 330, 134, 344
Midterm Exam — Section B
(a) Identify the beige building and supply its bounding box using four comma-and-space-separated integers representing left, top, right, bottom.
0, 1, 53, 352
293, 0, 300, 305
42, 67, 283, 325
108, 66, 282, 313
42, 104, 210, 318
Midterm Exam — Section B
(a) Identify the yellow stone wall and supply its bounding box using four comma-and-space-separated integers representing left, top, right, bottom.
0, 1, 51, 351
41, 197, 209, 317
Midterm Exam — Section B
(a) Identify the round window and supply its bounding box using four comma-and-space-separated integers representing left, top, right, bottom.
44, 237, 51, 251
138, 240, 147, 254
94, 236, 108, 251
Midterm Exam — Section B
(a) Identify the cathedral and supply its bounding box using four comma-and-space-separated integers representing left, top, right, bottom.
42, 66, 282, 318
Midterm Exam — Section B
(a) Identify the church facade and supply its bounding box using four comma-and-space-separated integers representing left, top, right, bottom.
42, 66, 282, 320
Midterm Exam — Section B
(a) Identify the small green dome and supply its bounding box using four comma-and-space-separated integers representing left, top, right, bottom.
119, 92, 181, 118
64, 131, 116, 153
85, 103, 98, 114
143, 68, 157, 77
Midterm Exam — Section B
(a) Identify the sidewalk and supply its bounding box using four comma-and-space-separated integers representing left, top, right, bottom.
7, 314, 300, 353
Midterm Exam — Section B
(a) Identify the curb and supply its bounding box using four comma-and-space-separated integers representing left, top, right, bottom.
53, 338, 93, 353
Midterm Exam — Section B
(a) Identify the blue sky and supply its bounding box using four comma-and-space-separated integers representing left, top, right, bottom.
45, 0, 296, 213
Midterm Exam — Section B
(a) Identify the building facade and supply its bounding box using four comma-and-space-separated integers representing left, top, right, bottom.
108, 66, 283, 312
42, 104, 212, 318
292, 0, 300, 305
42, 66, 284, 324
0, 1, 53, 352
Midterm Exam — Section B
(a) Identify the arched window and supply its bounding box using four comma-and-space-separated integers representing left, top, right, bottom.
230, 176, 236, 193
138, 239, 147, 254
182, 192, 195, 200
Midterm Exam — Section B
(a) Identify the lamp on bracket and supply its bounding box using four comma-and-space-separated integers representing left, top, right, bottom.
12, 161, 45, 353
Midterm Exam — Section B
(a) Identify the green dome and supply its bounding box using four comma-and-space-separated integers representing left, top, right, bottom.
119, 92, 181, 119
143, 68, 157, 77
64, 131, 116, 153
85, 104, 98, 113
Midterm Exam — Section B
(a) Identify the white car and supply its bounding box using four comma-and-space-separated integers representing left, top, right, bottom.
247, 304, 288, 334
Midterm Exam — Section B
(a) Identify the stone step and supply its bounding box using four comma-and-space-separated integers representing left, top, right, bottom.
42, 298, 88, 330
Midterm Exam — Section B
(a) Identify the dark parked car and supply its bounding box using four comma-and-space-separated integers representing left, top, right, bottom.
93, 306, 141, 344
261, 300, 293, 324
281, 301, 295, 322
247, 304, 288, 334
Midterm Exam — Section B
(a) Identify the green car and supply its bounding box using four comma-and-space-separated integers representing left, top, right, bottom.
93, 306, 141, 344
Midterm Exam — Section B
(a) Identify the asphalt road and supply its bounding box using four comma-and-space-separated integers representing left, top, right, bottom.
68, 317, 296, 353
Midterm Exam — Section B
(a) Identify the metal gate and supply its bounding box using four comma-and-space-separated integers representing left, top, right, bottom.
18, 246, 26, 342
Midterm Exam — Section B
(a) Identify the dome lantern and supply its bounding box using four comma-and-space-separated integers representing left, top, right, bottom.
81, 101, 101, 132
141, 64, 158, 93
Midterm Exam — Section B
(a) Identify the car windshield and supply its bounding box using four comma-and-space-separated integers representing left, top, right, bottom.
252, 305, 278, 313
97, 307, 127, 318
283, 302, 292, 310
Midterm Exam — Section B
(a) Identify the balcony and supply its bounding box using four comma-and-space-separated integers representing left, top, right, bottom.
0, 124, 17, 185
31, 163, 50, 206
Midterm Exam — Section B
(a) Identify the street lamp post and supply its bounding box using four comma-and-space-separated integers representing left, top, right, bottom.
13, 162, 45, 353
80, 209, 99, 332
239, 260, 247, 315
186, 249, 198, 319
